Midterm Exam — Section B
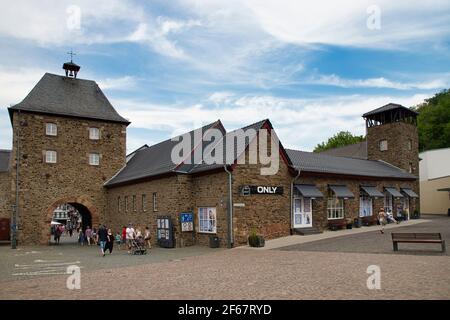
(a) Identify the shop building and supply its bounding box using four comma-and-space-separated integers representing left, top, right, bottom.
2, 65, 420, 246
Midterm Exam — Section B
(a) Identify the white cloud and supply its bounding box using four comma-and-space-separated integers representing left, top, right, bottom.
97, 76, 138, 91
308, 74, 450, 90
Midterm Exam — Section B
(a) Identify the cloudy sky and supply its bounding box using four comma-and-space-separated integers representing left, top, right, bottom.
0, 0, 449, 152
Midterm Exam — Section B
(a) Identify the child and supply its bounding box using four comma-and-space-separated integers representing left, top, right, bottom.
115, 232, 122, 250
78, 230, 85, 246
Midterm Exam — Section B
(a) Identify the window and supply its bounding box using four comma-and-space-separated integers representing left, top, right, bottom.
327, 196, 344, 219
89, 127, 100, 140
407, 139, 412, 151
125, 196, 128, 212
198, 207, 217, 233
142, 194, 147, 212
46, 123, 57, 136
89, 153, 100, 166
409, 162, 413, 173
45, 150, 57, 163
117, 197, 121, 212
379, 139, 388, 151
384, 193, 393, 214
359, 194, 373, 217
152, 192, 157, 212
132, 195, 137, 212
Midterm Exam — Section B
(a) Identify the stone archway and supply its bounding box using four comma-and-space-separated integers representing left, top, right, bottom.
44, 195, 99, 245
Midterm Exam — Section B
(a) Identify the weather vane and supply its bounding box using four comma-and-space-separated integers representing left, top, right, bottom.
67, 49, 77, 62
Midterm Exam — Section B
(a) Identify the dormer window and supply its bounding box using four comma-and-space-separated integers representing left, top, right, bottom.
89, 127, 100, 140
379, 140, 388, 151
46, 123, 57, 136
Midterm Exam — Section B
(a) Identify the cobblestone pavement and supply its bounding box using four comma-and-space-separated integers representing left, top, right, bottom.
0, 215, 448, 300
278, 215, 450, 256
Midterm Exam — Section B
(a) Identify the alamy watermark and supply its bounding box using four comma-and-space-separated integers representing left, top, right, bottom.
366, 5, 381, 30
66, 5, 82, 31
66, 265, 81, 290
366, 265, 381, 290
171, 127, 280, 175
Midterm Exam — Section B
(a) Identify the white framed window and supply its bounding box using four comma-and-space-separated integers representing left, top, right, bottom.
359, 195, 373, 217
89, 127, 100, 140
327, 196, 344, 220
89, 153, 100, 166
384, 193, 393, 214
379, 139, 388, 151
132, 195, 137, 212
198, 207, 216, 233
152, 192, 157, 211
293, 196, 312, 227
407, 139, 412, 151
45, 150, 57, 163
46, 123, 57, 136
142, 194, 147, 212
409, 162, 413, 173
124, 196, 128, 212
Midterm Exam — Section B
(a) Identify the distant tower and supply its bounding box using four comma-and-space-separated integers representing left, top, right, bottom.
363, 103, 419, 174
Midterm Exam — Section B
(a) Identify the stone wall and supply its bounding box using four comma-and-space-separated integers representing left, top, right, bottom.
10, 111, 127, 244
0, 171, 11, 219
294, 175, 419, 231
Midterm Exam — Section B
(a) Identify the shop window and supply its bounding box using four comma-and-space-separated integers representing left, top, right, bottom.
153, 193, 157, 212
46, 123, 57, 136
142, 194, 147, 212
379, 140, 388, 151
384, 193, 393, 214
359, 194, 373, 217
89, 127, 100, 140
89, 153, 100, 166
45, 150, 57, 163
198, 207, 216, 233
327, 196, 344, 220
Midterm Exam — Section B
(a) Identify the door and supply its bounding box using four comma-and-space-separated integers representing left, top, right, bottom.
401, 197, 410, 219
293, 197, 312, 228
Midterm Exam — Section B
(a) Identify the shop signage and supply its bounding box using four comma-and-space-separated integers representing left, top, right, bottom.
240, 185, 283, 195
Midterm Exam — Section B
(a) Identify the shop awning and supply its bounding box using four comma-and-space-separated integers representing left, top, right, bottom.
385, 187, 404, 198
329, 185, 354, 198
401, 188, 419, 198
361, 185, 384, 197
294, 184, 324, 198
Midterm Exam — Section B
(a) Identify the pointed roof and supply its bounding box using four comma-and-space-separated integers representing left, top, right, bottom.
8, 73, 130, 125
319, 141, 368, 159
362, 103, 418, 118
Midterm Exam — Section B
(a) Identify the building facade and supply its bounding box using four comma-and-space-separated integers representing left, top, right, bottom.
2, 67, 421, 247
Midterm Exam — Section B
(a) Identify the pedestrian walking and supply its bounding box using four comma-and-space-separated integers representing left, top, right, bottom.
126, 223, 135, 253
97, 225, 108, 257
115, 232, 122, 250
105, 229, 114, 254
78, 229, 85, 246
85, 226, 92, 245
54, 225, 62, 244
144, 226, 152, 249
121, 226, 127, 250
378, 207, 387, 234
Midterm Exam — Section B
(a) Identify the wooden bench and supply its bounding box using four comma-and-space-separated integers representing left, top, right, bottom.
391, 233, 446, 252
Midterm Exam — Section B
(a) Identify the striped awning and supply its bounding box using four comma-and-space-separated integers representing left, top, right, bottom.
401, 188, 419, 198
361, 185, 384, 197
329, 185, 355, 198
294, 184, 324, 198
385, 187, 404, 198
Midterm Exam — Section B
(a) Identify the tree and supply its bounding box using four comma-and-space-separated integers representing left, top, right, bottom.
314, 131, 365, 152
411, 89, 450, 152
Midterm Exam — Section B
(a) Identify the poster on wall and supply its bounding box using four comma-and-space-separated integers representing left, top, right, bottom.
180, 212, 194, 232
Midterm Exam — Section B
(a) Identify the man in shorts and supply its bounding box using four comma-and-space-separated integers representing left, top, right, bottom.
126, 223, 135, 253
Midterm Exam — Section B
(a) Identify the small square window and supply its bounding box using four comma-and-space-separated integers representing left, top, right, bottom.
89, 128, 100, 140
46, 123, 57, 136
142, 194, 147, 212
379, 140, 388, 151
45, 150, 57, 163
153, 193, 157, 212
407, 139, 412, 151
89, 153, 100, 166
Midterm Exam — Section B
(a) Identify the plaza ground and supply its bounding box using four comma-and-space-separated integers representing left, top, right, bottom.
0, 215, 449, 300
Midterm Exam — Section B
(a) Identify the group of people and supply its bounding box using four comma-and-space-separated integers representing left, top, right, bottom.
377, 207, 400, 234
122, 224, 152, 253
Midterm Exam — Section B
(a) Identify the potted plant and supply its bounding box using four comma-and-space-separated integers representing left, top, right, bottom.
248, 229, 265, 247
346, 218, 353, 229
354, 217, 362, 228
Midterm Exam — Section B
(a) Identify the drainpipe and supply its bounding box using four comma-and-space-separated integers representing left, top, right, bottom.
12, 110, 20, 249
224, 165, 233, 248
290, 168, 301, 233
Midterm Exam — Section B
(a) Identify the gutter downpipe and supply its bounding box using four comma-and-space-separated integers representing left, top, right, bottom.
224, 165, 233, 249
290, 168, 301, 234
12, 110, 20, 249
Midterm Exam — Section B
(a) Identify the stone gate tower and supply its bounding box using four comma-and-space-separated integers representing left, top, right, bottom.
363, 103, 419, 175
8, 61, 130, 244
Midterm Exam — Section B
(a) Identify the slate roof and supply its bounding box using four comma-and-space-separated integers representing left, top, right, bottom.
8, 73, 130, 124
319, 141, 368, 159
0, 150, 11, 172
104, 120, 225, 187
362, 103, 418, 117
286, 149, 417, 180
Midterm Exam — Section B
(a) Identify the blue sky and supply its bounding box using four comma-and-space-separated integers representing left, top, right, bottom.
0, 0, 449, 152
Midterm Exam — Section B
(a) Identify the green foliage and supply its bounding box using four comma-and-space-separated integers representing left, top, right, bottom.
411, 89, 450, 152
314, 131, 365, 153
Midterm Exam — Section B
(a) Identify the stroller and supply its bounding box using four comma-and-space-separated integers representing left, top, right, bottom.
130, 236, 147, 255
